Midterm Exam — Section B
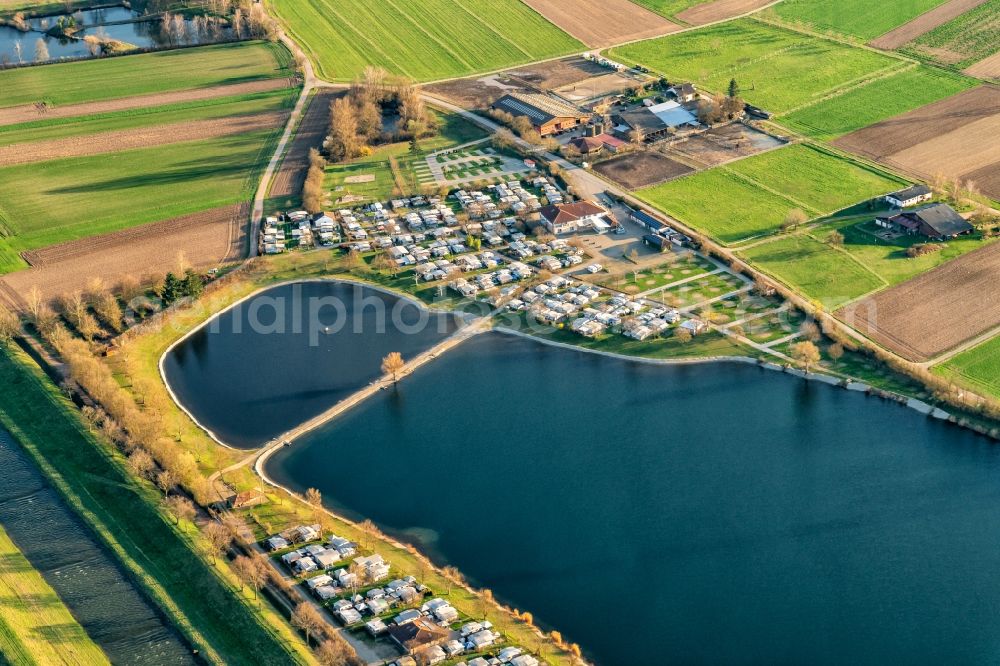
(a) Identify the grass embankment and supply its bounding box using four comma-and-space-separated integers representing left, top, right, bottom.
267, 0, 582, 82
609, 19, 900, 113
0, 525, 109, 666
0, 41, 291, 109
768, 0, 951, 40
639, 144, 904, 245
0, 346, 312, 665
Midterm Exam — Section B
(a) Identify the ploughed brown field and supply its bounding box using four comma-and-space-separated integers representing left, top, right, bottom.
0, 205, 245, 307
0, 112, 288, 166
0, 78, 293, 127
965, 51, 1000, 79
519, 0, 680, 47
832, 86, 1000, 200
675, 0, 775, 25
593, 152, 695, 189
869, 0, 991, 49
268, 89, 337, 201
837, 240, 1000, 362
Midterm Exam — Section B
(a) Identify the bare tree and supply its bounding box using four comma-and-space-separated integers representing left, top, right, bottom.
34, 38, 49, 62
791, 340, 821, 373
156, 468, 180, 495
381, 352, 405, 383
291, 602, 325, 647
203, 521, 232, 565
0, 304, 20, 344
164, 495, 196, 525
305, 487, 322, 522
127, 449, 156, 479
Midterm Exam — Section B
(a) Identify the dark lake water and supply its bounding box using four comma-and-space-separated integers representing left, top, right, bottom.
264, 331, 1000, 666
162, 281, 463, 448
0, 428, 193, 664
0, 7, 228, 64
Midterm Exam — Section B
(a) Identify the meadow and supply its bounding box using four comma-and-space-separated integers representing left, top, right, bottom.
739, 233, 885, 306
769, 0, 950, 40
609, 19, 899, 113
268, 0, 582, 81
630, 0, 707, 19
780, 66, 977, 140
904, 0, 1000, 67
936, 333, 1000, 399
0, 527, 109, 666
0, 42, 289, 108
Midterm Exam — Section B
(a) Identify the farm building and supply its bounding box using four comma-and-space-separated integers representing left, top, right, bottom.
567, 134, 627, 155
875, 203, 972, 240
387, 617, 450, 655
613, 102, 697, 142
885, 184, 933, 208
492, 93, 591, 137
540, 201, 608, 234
669, 83, 697, 103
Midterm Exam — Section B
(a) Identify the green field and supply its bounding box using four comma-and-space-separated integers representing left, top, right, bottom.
609, 19, 900, 113
904, 0, 1000, 68
0, 526, 109, 666
781, 66, 977, 139
936, 333, 1000, 399
0, 42, 290, 108
640, 144, 904, 244
0, 347, 301, 664
727, 144, 905, 213
628, 0, 708, 20
739, 233, 885, 306
769, 0, 949, 40
268, 0, 582, 82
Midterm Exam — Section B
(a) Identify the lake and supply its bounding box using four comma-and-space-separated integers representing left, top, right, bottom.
0, 428, 193, 664
262, 331, 1000, 666
162, 281, 464, 448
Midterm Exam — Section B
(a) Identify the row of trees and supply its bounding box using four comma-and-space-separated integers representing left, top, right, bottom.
302, 148, 327, 214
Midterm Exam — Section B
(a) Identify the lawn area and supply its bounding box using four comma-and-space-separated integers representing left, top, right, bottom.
768, 0, 950, 40
739, 233, 886, 306
935, 333, 1000, 399
596, 252, 716, 292
0, 41, 290, 108
639, 168, 801, 244
0, 129, 279, 268
903, 0, 1000, 68
0, 526, 109, 666
609, 19, 900, 113
780, 66, 977, 140
655, 270, 747, 308
726, 144, 906, 214
0, 347, 305, 665
267, 0, 582, 82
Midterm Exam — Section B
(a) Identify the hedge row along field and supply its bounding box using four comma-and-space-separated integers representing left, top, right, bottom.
903, 0, 1000, 68
268, 0, 583, 81
609, 19, 899, 113
769, 0, 951, 40
781, 66, 977, 140
639, 144, 904, 245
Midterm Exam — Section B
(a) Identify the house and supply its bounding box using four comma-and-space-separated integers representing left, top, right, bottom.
539, 201, 608, 235
885, 184, 933, 208
680, 319, 708, 336
669, 82, 697, 103
387, 618, 451, 655
366, 618, 388, 637
229, 489, 267, 510
491, 93, 590, 137
875, 203, 972, 240
567, 135, 606, 155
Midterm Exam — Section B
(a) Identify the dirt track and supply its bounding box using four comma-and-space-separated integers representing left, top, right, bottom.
519, 0, 679, 47
0, 78, 294, 127
594, 152, 694, 189
965, 51, 1000, 79
675, 0, 774, 25
869, 0, 990, 49
837, 240, 1000, 362
268, 89, 337, 202
833, 86, 1000, 199
0, 112, 288, 166
1, 205, 245, 307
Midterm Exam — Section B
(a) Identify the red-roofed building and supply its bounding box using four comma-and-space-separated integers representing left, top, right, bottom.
539, 201, 608, 235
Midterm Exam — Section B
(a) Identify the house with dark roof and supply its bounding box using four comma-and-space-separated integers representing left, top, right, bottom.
567, 133, 627, 155
876, 203, 972, 240
885, 184, 933, 208
539, 201, 607, 235
612, 109, 670, 142
387, 617, 450, 655
669, 82, 697, 103
492, 93, 590, 137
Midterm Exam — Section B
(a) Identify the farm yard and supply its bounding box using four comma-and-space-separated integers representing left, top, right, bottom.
608, 19, 901, 114
268, 0, 583, 82
770, 0, 953, 40
837, 240, 1000, 361
832, 85, 1000, 200
519, 0, 680, 47
936, 333, 1000, 399
593, 152, 695, 189
638, 144, 904, 245
900, 0, 1000, 67
869, 0, 991, 49
0, 41, 296, 274
667, 122, 786, 167
781, 66, 976, 140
